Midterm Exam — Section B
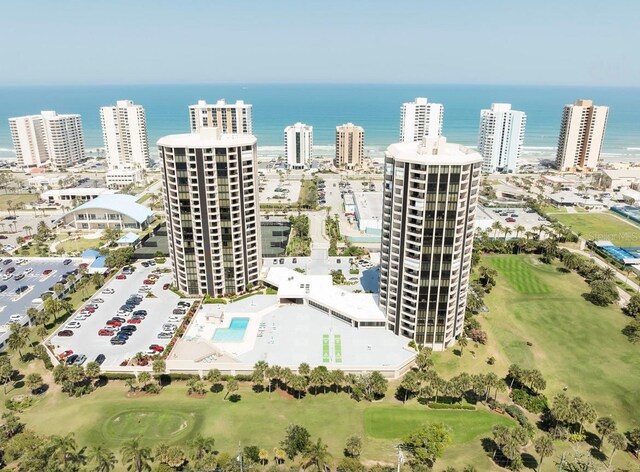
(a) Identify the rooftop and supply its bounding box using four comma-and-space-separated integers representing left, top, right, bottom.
386, 137, 482, 165
70, 194, 153, 223
353, 191, 383, 222
116, 232, 140, 244
157, 129, 257, 148
42, 187, 114, 197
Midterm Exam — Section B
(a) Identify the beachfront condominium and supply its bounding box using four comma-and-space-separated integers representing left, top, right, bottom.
100, 100, 150, 172
379, 137, 482, 350
158, 128, 261, 296
478, 103, 526, 173
400, 97, 444, 143
189, 99, 253, 135
284, 122, 313, 169
9, 111, 85, 169
335, 123, 364, 169
555, 99, 609, 172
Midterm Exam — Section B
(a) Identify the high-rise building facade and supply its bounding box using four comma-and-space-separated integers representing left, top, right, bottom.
158, 128, 261, 297
400, 97, 444, 143
477, 103, 526, 173
100, 100, 150, 171
379, 137, 482, 350
189, 99, 253, 135
9, 111, 85, 169
284, 122, 313, 169
335, 123, 364, 169
555, 99, 608, 172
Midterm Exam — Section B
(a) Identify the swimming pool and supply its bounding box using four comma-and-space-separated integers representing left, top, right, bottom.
212, 317, 250, 342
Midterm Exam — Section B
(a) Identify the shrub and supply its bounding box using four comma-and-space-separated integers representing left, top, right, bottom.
469, 328, 487, 344
203, 295, 227, 304
99, 373, 136, 381
505, 404, 530, 428
349, 268, 359, 275
167, 373, 200, 381
428, 402, 475, 410
511, 388, 548, 414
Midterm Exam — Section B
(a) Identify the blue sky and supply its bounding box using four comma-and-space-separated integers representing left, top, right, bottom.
1, 0, 638, 86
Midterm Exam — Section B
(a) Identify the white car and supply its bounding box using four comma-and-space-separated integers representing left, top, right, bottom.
167, 316, 183, 323
9, 314, 22, 322
65, 321, 81, 329
102, 288, 115, 294
91, 298, 104, 304
139, 286, 151, 292
162, 323, 177, 332
75, 315, 88, 321
24, 268, 33, 274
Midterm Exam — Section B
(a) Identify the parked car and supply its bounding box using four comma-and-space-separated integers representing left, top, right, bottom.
6, 267, 15, 274
126, 318, 142, 324
148, 344, 164, 352
95, 354, 106, 365
162, 324, 177, 332
116, 274, 127, 280
9, 314, 22, 322
14, 273, 25, 281
3, 259, 12, 265
505, 217, 516, 223
143, 279, 155, 285
58, 330, 74, 337
91, 298, 104, 304
163, 283, 170, 290
102, 288, 115, 294
65, 321, 81, 329
106, 320, 122, 327
110, 337, 126, 345
133, 310, 147, 316
172, 308, 186, 315
98, 329, 114, 336
167, 316, 182, 323
157, 331, 173, 339
59, 350, 74, 359
86, 304, 99, 309
74, 355, 87, 365
0, 285, 7, 293
43, 269, 53, 275
24, 268, 33, 274
63, 259, 72, 265
66, 354, 78, 365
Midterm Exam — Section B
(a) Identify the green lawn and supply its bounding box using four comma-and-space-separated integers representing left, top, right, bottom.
0, 193, 36, 211
55, 237, 102, 254
437, 255, 640, 433
10, 382, 511, 467
553, 212, 640, 246
489, 256, 550, 294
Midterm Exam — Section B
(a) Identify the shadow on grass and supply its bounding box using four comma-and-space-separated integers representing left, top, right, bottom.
556, 267, 571, 274
589, 447, 607, 462
211, 383, 223, 394
521, 452, 538, 470
228, 394, 242, 403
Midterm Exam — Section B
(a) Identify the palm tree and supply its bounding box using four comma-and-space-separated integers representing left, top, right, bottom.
607, 432, 627, 467
533, 434, 554, 471
25, 372, 44, 393
120, 438, 153, 472
457, 336, 468, 355
224, 378, 239, 400
23, 225, 33, 237
89, 445, 118, 472
189, 434, 215, 462
273, 447, 286, 465
50, 433, 80, 467
514, 224, 525, 239
491, 221, 503, 239
503, 227, 512, 241
259, 448, 269, 465
7, 322, 30, 360
302, 438, 330, 471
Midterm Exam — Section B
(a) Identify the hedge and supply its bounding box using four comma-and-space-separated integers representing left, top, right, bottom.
505, 404, 530, 428
99, 373, 136, 381
428, 402, 475, 410
512, 388, 548, 414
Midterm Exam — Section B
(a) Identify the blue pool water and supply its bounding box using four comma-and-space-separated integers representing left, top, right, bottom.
212, 317, 250, 343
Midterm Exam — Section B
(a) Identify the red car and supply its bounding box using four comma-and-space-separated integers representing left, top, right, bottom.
163, 283, 170, 290
126, 318, 142, 324
58, 330, 74, 337
148, 344, 164, 352
143, 279, 155, 285
43, 269, 53, 275
106, 320, 122, 327
59, 349, 74, 359
116, 274, 127, 280
98, 329, 114, 336
83, 307, 96, 313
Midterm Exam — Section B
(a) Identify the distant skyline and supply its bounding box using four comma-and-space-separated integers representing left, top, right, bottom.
1, 0, 639, 87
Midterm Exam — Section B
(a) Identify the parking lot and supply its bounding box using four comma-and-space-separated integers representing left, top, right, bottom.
483, 206, 549, 235
48, 261, 197, 367
258, 177, 301, 205
0, 257, 82, 326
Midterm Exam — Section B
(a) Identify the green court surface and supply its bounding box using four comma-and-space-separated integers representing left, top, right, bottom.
334, 335, 342, 363
322, 334, 330, 362
488, 255, 550, 294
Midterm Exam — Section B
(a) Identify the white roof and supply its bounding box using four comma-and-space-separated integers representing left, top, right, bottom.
264, 267, 385, 323
353, 191, 383, 222
157, 129, 256, 148
386, 137, 482, 165
42, 187, 114, 197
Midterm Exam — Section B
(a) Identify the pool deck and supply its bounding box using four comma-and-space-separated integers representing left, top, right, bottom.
172, 294, 415, 375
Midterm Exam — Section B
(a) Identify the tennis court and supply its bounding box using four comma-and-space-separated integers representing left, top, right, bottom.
334, 335, 342, 363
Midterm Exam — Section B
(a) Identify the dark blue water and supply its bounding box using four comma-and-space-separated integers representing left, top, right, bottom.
0, 84, 638, 157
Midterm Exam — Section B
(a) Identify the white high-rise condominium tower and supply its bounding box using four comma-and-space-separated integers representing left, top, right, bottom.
400, 97, 444, 143
189, 99, 253, 135
100, 100, 150, 171
158, 128, 261, 297
478, 103, 526, 173
335, 123, 364, 169
555, 99, 609, 172
379, 137, 482, 350
9, 111, 85, 169
284, 122, 313, 169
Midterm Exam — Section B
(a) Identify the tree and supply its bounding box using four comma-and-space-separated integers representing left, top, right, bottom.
344, 435, 362, 458
337, 457, 366, 472
205, 368, 221, 384
607, 432, 627, 467
310, 366, 330, 394
403, 423, 452, 467
138, 371, 151, 389
273, 447, 287, 465
0, 358, 13, 394
533, 434, 554, 471
595, 416, 617, 450
224, 377, 239, 400
628, 427, 640, 457
587, 279, 619, 306
281, 424, 311, 459
120, 438, 153, 472
85, 361, 101, 382
7, 322, 30, 360
49, 433, 83, 468
624, 293, 640, 317
25, 372, 44, 394
303, 437, 330, 471
89, 445, 118, 472
298, 362, 311, 377
457, 336, 468, 355
189, 434, 216, 462
258, 448, 269, 465
152, 359, 166, 378
415, 348, 433, 371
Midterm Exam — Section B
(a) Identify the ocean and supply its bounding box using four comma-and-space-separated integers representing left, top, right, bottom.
0, 83, 638, 161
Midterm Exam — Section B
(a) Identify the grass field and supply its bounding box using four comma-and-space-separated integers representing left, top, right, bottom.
8, 382, 512, 468
553, 212, 640, 246
435, 255, 640, 433
55, 237, 102, 254
0, 193, 36, 211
